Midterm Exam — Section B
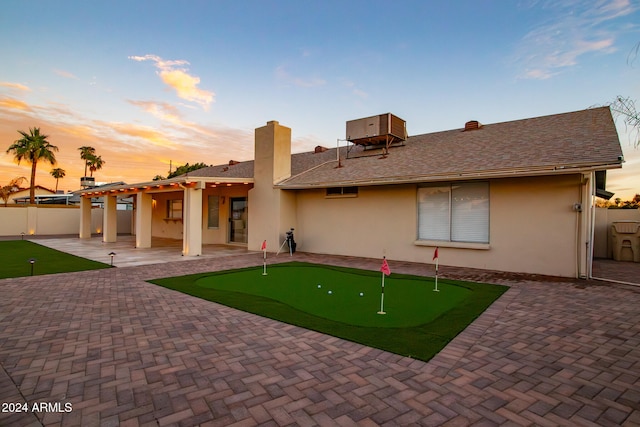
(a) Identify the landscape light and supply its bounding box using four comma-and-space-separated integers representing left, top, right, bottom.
28, 258, 36, 276
108, 252, 116, 267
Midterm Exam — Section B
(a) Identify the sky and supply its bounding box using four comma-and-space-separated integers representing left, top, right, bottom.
1, 0, 639, 199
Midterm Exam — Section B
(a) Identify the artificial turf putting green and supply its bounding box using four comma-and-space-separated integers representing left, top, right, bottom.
150, 262, 508, 361
0, 240, 111, 279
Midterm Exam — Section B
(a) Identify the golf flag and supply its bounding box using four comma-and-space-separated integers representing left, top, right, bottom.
378, 257, 390, 314
433, 247, 439, 261
261, 240, 267, 251
380, 257, 391, 276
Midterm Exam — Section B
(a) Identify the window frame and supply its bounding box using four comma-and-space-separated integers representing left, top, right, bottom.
417, 181, 489, 245
166, 199, 183, 220
325, 186, 358, 198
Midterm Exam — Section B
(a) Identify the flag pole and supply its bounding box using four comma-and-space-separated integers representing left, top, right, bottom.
433, 247, 440, 292
378, 271, 386, 314
262, 240, 267, 275
378, 256, 390, 314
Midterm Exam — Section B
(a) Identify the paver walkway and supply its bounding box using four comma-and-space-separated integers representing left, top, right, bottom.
1, 252, 639, 426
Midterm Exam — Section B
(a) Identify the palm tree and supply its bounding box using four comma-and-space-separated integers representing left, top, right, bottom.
6, 128, 58, 204
0, 177, 27, 206
87, 155, 105, 177
50, 167, 66, 192
78, 146, 96, 177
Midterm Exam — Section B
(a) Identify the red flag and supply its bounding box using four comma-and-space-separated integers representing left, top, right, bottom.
433, 247, 439, 261
380, 257, 391, 276
261, 240, 267, 251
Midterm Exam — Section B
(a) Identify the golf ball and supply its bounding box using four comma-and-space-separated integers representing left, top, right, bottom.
328, 290, 332, 294
317, 284, 321, 288
359, 292, 364, 297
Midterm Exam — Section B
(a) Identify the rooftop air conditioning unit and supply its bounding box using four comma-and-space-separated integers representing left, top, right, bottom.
346, 113, 406, 146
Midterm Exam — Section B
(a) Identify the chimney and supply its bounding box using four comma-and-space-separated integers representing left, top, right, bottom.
254, 120, 292, 185
464, 120, 481, 131
314, 146, 328, 153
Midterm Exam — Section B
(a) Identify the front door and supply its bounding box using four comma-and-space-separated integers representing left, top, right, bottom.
229, 197, 248, 243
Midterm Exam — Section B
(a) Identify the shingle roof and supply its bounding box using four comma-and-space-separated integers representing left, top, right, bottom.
182, 144, 341, 178
278, 107, 623, 188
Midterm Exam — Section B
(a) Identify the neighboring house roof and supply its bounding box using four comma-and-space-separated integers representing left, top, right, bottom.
279, 106, 623, 188
13, 185, 56, 194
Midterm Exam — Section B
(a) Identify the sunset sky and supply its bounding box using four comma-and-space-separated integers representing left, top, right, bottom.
1, 0, 639, 199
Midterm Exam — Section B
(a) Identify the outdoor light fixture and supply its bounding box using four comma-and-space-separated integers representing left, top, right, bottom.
109, 252, 116, 267
21, 232, 25, 240
28, 258, 36, 276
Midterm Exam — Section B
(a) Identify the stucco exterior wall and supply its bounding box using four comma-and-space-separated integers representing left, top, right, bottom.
148, 185, 252, 244
294, 174, 583, 277
0, 207, 29, 235
0, 206, 131, 236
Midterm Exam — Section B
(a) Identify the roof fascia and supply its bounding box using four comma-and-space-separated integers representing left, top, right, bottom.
276, 162, 623, 190
80, 176, 254, 197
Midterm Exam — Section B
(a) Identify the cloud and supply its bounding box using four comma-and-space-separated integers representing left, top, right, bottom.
275, 65, 326, 88
127, 100, 183, 124
341, 79, 368, 99
107, 122, 177, 149
128, 54, 214, 109
0, 97, 30, 110
53, 69, 78, 79
514, 0, 635, 79
0, 82, 31, 91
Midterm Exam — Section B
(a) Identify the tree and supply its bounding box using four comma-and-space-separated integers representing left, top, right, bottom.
167, 162, 209, 179
608, 96, 640, 148
50, 167, 66, 192
78, 146, 96, 177
6, 127, 58, 204
87, 155, 105, 177
0, 177, 27, 206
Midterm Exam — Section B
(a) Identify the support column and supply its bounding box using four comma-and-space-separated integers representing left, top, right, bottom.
182, 184, 203, 256
79, 196, 92, 239
103, 195, 118, 243
136, 192, 153, 248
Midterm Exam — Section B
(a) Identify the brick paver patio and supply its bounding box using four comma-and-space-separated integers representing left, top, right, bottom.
1, 250, 639, 426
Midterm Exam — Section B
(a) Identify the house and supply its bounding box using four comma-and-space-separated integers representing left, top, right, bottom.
79, 106, 623, 278
8, 185, 57, 204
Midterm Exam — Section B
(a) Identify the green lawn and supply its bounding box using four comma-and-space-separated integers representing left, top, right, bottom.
150, 262, 508, 361
0, 240, 111, 279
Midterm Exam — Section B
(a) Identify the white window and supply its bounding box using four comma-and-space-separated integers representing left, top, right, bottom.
418, 182, 489, 243
207, 195, 219, 228
167, 199, 183, 219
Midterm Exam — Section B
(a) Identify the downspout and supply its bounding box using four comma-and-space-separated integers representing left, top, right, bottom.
576, 172, 594, 279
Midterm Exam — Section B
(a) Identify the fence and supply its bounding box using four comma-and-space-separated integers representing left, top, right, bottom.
0, 205, 132, 237
594, 207, 640, 258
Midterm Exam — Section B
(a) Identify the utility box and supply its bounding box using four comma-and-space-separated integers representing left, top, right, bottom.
611, 221, 640, 262
346, 113, 406, 146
